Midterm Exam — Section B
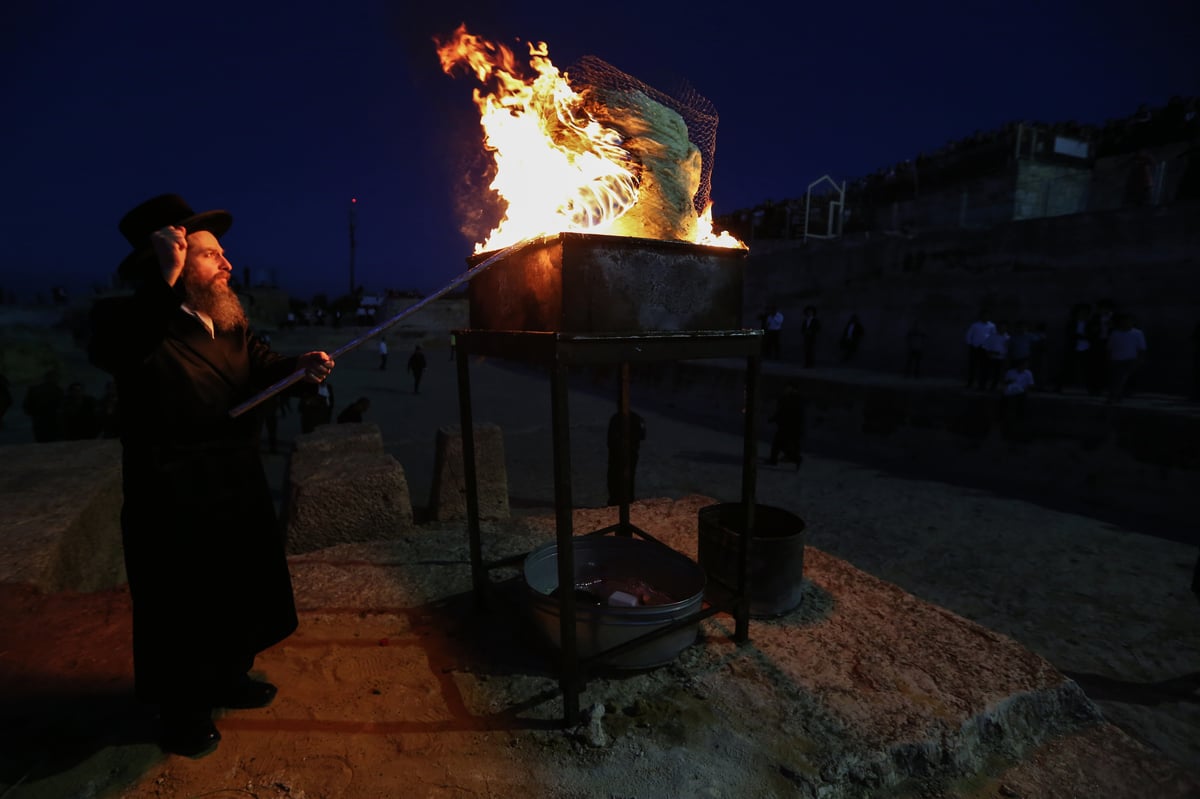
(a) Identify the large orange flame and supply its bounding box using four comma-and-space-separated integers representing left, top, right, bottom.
436, 25, 744, 252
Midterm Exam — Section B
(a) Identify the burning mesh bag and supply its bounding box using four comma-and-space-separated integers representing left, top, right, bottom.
569, 56, 720, 242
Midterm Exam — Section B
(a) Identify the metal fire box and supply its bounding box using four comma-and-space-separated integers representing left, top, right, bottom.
467, 232, 748, 333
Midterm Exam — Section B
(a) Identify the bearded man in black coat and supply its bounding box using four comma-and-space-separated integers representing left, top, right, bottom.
90, 194, 335, 758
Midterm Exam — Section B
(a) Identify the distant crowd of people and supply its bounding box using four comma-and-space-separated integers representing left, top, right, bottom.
751, 297, 1164, 409
964, 300, 1148, 406
757, 304, 868, 367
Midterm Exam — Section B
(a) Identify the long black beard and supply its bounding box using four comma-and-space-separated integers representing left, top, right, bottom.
182, 267, 247, 333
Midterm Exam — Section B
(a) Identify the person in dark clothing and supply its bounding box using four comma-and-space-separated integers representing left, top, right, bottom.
23, 369, 64, 442
89, 194, 335, 759
766, 382, 805, 469
337, 396, 371, 423
299, 382, 334, 434
1191, 321, 1200, 401
606, 409, 647, 505
800, 305, 821, 368
839, 314, 864, 362
98, 381, 120, 438
1054, 303, 1092, 392
1085, 300, 1114, 396
1029, 321, 1048, 387
407, 345, 427, 394
903, 321, 924, 378
261, 395, 284, 453
61, 381, 100, 439
0, 374, 11, 429
1193, 549, 1200, 605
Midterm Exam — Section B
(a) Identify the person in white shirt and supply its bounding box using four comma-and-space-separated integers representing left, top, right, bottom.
763, 306, 784, 360
1003, 360, 1035, 396
964, 314, 996, 389
1107, 313, 1147, 403
981, 321, 1010, 391
1000, 357, 1035, 435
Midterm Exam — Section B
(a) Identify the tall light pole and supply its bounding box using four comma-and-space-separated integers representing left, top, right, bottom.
348, 197, 357, 296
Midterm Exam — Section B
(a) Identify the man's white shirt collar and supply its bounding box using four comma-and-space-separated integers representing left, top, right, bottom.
180, 303, 215, 338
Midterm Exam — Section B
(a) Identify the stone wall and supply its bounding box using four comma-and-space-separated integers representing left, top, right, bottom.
860, 172, 1017, 232
1014, 161, 1091, 220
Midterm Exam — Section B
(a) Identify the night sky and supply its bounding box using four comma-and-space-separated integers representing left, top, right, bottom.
2, 0, 1195, 303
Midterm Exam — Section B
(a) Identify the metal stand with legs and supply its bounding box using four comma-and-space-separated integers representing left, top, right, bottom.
454, 330, 762, 724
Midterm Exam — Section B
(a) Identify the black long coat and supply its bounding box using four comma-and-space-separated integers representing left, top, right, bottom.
89, 277, 300, 703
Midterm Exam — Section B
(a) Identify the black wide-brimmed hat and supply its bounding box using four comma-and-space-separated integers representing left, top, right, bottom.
117, 194, 232, 279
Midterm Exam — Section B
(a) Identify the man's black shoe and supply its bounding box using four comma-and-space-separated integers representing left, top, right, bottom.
160, 712, 220, 758
215, 675, 278, 709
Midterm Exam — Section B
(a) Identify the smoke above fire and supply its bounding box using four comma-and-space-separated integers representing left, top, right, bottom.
435, 25, 743, 252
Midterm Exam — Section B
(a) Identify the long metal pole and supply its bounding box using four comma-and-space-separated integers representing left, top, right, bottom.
228, 236, 539, 419
348, 198, 357, 297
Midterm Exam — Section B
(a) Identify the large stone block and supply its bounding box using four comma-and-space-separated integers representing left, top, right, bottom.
429, 423, 509, 522
292, 419, 385, 458
284, 423, 414, 553
0, 440, 124, 592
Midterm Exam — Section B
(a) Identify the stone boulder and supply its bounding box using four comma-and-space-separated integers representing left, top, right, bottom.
428, 423, 509, 522
292, 420, 385, 459
0, 439, 124, 592
284, 423, 414, 553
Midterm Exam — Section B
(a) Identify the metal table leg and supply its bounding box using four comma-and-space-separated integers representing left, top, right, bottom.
550, 361, 580, 724
617, 361, 632, 534
456, 343, 487, 609
735, 352, 761, 642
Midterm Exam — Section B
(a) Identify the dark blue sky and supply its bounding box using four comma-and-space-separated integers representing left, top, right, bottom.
2, 0, 1195, 302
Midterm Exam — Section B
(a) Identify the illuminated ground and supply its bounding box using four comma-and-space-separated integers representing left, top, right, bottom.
1, 328, 1197, 797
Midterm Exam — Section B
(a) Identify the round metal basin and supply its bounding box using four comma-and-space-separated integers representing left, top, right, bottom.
523, 535, 706, 669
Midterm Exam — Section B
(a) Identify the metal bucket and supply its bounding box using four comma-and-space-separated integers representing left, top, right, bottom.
523, 536, 706, 669
697, 503, 806, 618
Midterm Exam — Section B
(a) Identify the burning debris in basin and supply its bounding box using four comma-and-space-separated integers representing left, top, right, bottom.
436, 24, 743, 251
